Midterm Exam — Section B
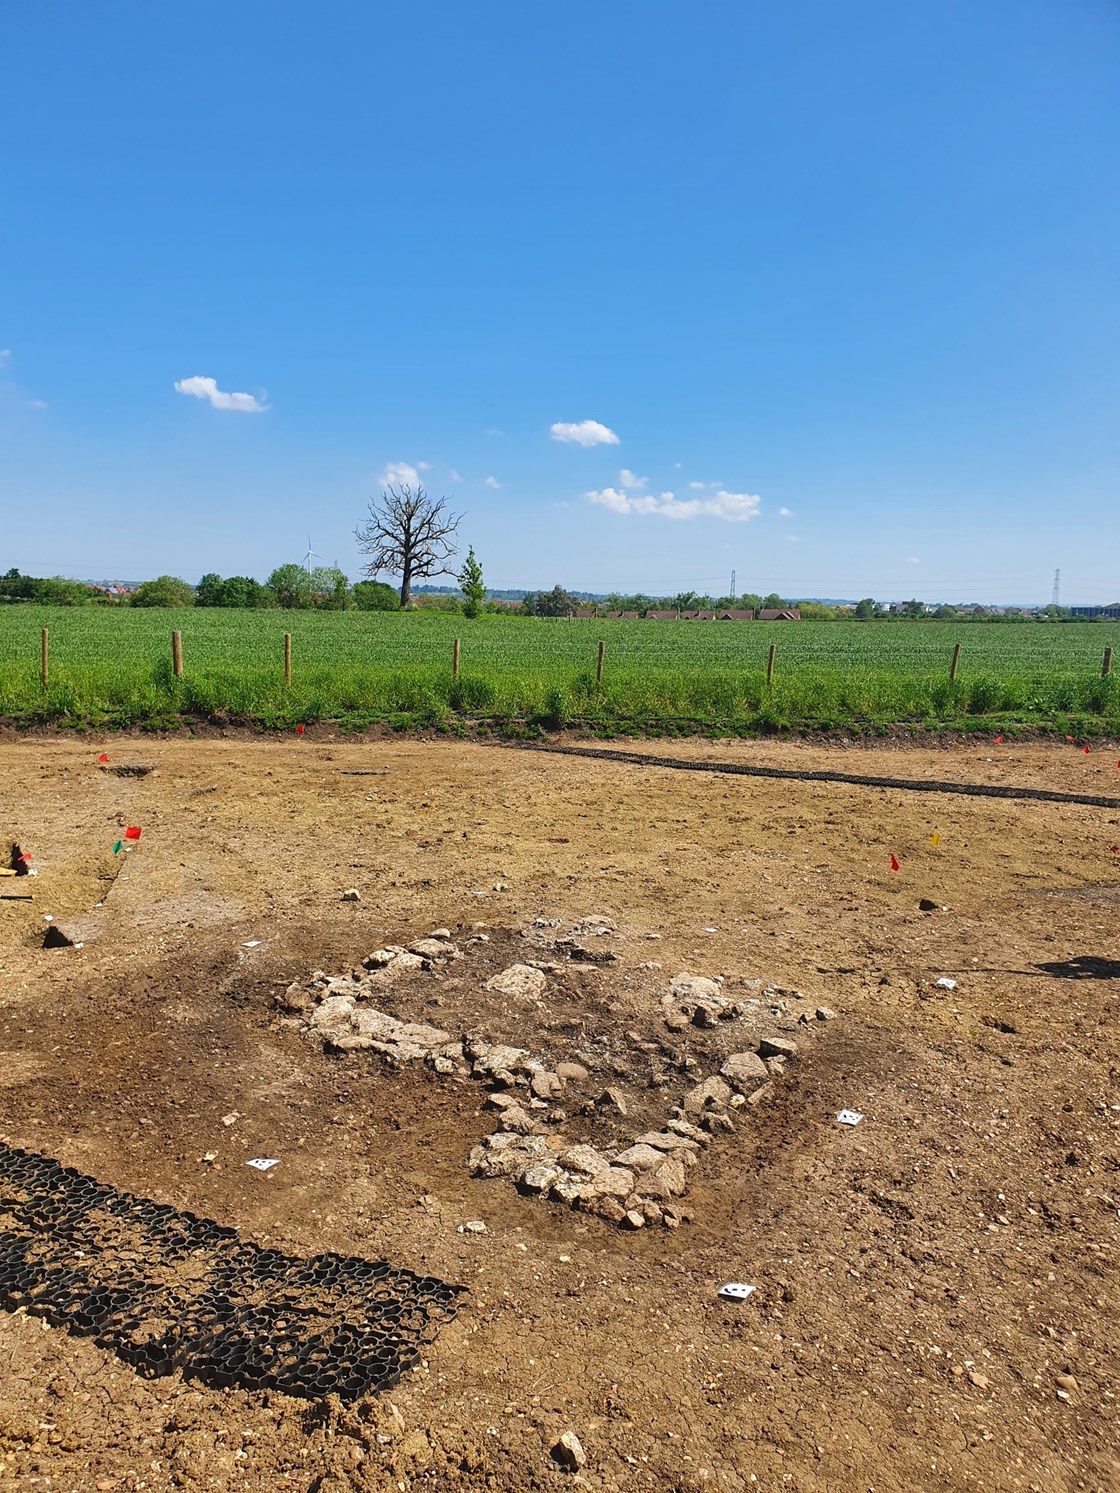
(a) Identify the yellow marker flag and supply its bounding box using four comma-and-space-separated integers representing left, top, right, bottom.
931, 833, 941, 847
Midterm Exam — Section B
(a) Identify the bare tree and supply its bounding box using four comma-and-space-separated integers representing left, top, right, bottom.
354, 484, 462, 609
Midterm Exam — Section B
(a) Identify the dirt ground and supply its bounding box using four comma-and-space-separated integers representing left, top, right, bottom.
1, 732, 1118, 1493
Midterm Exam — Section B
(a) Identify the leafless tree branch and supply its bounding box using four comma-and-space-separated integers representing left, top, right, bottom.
354, 484, 462, 608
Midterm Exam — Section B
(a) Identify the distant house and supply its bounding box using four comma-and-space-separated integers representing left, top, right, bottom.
681, 610, 716, 621
574, 609, 598, 620
718, 608, 755, 621
758, 608, 801, 621
617, 610, 639, 620
644, 609, 679, 621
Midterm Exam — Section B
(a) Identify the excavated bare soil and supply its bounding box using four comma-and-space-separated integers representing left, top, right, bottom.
1, 734, 1118, 1493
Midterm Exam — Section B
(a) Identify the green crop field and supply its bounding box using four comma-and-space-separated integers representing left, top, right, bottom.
1, 606, 1118, 735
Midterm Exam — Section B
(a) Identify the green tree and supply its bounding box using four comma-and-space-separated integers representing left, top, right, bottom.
196, 572, 225, 606
34, 576, 94, 605
761, 592, 784, 610
222, 575, 271, 608
267, 563, 315, 609
0, 568, 31, 603
524, 585, 578, 617
352, 579, 399, 611
130, 575, 195, 607
458, 546, 486, 618
605, 592, 654, 612
854, 597, 881, 620
309, 566, 352, 610
1, 570, 94, 605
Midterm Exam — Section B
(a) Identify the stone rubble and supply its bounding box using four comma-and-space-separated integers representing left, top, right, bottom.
291, 933, 825, 1230
552, 1430, 587, 1471
720, 1051, 770, 1087
484, 963, 548, 1000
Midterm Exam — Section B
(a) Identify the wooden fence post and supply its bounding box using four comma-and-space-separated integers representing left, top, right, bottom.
453, 637, 461, 679
40, 628, 48, 691
949, 642, 961, 681
171, 630, 183, 678
596, 639, 605, 686
1103, 647, 1113, 678
766, 642, 776, 686
284, 632, 292, 687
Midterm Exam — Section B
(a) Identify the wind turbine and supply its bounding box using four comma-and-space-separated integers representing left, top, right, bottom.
303, 535, 324, 580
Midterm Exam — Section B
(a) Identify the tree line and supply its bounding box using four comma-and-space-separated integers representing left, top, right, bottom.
6, 564, 1113, 621
5, 473, 1115, 619
0, 565, 400, 611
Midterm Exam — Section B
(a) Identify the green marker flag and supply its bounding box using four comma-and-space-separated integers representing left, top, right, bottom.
111, 839, 123, 854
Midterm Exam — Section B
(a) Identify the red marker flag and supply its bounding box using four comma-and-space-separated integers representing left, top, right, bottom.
98, 753, 108, 763
889, 854, 900, 872
1084, 745, 1091, 754
994, 735, 1003, 744
296, 724, 305, 736
124, 826, 142, 841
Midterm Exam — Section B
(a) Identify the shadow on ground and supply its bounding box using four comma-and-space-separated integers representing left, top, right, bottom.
1034, 955, 1120, 980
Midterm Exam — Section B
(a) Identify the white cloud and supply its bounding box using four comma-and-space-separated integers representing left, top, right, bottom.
416, 459, 431, 471
586, 487, 761, 523
619, 468, 647, 490
174, 374, 267, 412
785, 534, 799, 543
484, 475, 501, 488
688, 479, 722, 490
550, 419, 620, 447
587, 487, 660, 515
685, 490, 761, 522
449, 468, 463, 483
905, 555, 919, 564
378, 460, 422, 488
30, 398, 47, 409
778, 506, 794, 517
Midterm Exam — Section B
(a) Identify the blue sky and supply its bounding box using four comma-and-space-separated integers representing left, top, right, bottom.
2, 0, 1117, 602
